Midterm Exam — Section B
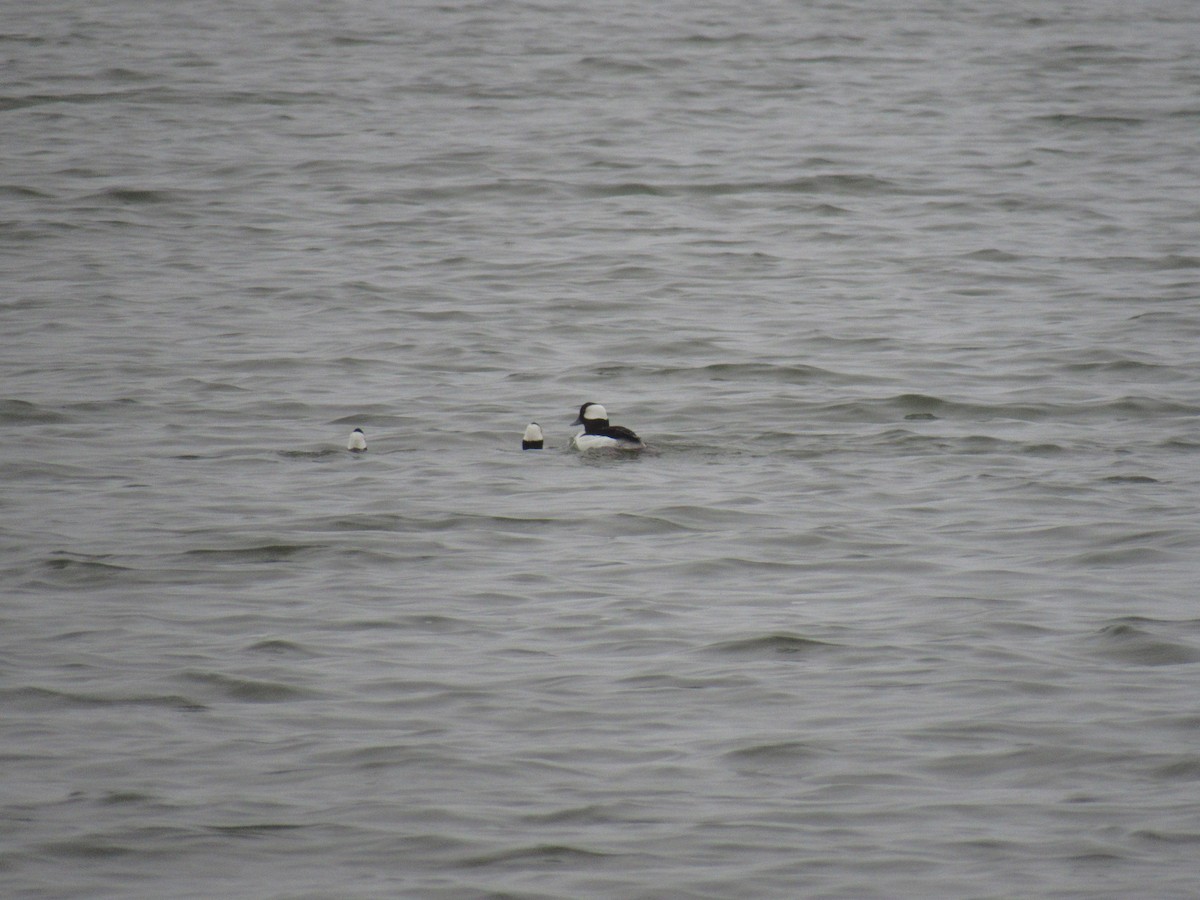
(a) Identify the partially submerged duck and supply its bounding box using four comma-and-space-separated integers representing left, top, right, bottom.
522, 422, 544, 450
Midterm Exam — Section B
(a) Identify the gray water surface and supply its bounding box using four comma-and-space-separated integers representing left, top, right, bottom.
3, 1, 1200, 897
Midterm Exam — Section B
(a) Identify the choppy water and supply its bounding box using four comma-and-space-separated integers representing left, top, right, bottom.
3, 1, 1200, 897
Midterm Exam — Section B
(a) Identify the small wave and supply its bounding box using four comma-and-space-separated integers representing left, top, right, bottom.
695, 361, 840, 383
577, 173, 901, 199
0, 93, 62, 112
93, 64, 148, 79
817, 393, 957, 422
865, 428, 1043, 457
180, 670, 321, 702
1024, 443, 1067, 455
962, 248, 1023, 262
38, 838, 138, 860
519, 804, 635, 826
676, 31, 758, 45
0, 183, 53, 199
39, 554, 132, 585
174, 378, 249, 394
692, 173, 901, 196
927, 744, 1123, 779
1091, 619, 1200, 667
722, 740, 824, 774
461, 843, 612, 869
578, 55, 663, 74
83, 186, 183, 204
314, 744, 449, 767
0, 398, 69, 424
1162, 438, 1200, 451
638, 505, 764, 531
1150, 759, 1200, 782
99, 791, 159, 805
1, 686, 206, 712
329, 34, 393, 47
1059, 358, 1171, 374
1133, 828, 1200, 846
598, 512, 695, 536
705, 633, 836, 656
1102, 396, 1200, 416
277, 449, 342, 460
826, 393, 1200, 424
61, 397, 140, 415
245, 639, 320, 657
309, 514, 407, 532
580, 181, 667, 197
1070, 254, 1200, 273
618, 672, 756, 691
43, 556, 129, 572
206, 823, 309, 837
1070, 546, 1176, 567
1033, 112, 1146, 129
183, 544, 321, 563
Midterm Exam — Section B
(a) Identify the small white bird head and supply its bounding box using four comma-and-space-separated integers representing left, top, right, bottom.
522, 422, 544, 449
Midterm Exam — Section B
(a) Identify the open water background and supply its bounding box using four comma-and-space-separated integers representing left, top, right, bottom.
3, 1, 1200, 897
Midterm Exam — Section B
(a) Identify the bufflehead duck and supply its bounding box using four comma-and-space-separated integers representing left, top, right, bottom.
522, 422, 544, 450
346, 428, 367, 452
570, 402, 644, 451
